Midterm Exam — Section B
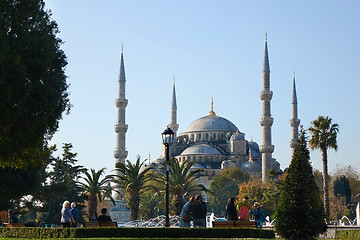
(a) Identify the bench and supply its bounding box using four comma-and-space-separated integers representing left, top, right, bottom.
4, 223, 25, 227
82, 221, 117, 227
212, 221, 257, 228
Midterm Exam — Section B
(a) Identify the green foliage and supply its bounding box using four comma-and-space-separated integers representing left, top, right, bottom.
77, 168, 114, 220
139, 191, 161, 220
37, 143, 85, 225
275, 129, 327, 240
0, 227, 275, 239
334, 176, 351, 205
208, 167, 250, 216
336, 230, 360, 239
332, 165, 360, 219
308, 116, 339, 222
115, 157, 158, 220
0, 0, 71, 168
161, 158, 206, 215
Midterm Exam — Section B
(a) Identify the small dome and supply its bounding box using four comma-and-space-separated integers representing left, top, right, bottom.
247, 141, 262, 158
241, 161, 262, 172
183, 115, 238, 133
230, 132, 245, 140
180, 144, 222, 155
272, 160, 281, 171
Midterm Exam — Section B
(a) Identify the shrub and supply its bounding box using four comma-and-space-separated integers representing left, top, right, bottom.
0, 227, 275, 239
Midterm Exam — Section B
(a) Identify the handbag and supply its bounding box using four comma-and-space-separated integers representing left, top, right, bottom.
182, 214, 190, 222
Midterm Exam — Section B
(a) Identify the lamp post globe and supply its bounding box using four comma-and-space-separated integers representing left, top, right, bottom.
161, 126, 174, 227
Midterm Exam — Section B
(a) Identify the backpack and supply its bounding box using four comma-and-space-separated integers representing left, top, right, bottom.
238, 204, 249, 220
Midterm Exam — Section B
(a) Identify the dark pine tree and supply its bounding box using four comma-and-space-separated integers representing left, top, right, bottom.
334, 176, 351, 205
275, 129, 327, 240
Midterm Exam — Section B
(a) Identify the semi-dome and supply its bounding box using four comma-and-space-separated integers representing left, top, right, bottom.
241, 161, 262, 172
184, 115, 238, 133
180, 144, 222, 155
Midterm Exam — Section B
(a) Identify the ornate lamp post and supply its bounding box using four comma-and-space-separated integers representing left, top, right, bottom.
162, 126, 175, 227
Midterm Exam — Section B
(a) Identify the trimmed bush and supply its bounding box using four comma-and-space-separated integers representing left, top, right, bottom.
336, 230, 360, 239
0, 227, 275, 239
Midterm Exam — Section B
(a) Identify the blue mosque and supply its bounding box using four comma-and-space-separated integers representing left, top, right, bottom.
114, 35, 300, 191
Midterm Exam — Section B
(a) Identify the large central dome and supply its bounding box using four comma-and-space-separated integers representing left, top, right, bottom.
183, 115, 238, 133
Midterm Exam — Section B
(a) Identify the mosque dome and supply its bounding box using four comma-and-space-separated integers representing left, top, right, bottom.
247, 141, 262, 158
241, 161, 262, 172
230, 130, 245, 140
180, 144, 222, 155
184, 115, 238, 133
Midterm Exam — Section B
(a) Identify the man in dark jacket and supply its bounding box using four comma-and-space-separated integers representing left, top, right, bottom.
189, 195, 206, 227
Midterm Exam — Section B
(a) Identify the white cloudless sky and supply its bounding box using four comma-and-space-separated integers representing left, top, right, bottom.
44, 0, 360, 176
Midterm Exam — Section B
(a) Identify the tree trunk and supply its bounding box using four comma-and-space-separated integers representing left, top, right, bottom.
129, 193, 140, 221
88, 194, 98, 221
322, 147, 330, 223
174, 194, 184, 216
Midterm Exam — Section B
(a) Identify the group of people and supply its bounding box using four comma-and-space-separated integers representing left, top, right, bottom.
226, 196, 268, 228
179, 193, 207, 228
60, 200, 112, 227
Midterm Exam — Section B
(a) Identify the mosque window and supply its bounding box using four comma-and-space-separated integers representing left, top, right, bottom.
205, 133, 209, 141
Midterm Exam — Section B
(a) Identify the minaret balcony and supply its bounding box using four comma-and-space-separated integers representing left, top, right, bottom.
259, 145, 274, 153
115, 123, 128, 133
115, 99, 128, 108
114, 149, 128, 159
259, 116, 273, 126
259, 90, 273, 101
289, 140, 297, 148
289, 118, 300, 127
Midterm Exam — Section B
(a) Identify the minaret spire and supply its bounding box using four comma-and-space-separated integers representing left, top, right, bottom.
169, 78, 179, 136
289, 72, 300, 157
208, 97, 216, 116
259, 34, 274, 183
114, 46, 128, 199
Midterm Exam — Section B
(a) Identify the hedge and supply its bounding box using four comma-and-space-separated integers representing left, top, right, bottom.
0, 227, 275, 239
336, 230, 360, 239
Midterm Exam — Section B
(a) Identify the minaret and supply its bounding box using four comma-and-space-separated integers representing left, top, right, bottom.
168, 78, 179, 136
289, 72, 300, 157
114, 45, 128, 199
259, 34, 274, 183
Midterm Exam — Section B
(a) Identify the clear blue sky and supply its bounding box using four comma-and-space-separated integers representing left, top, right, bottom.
45, 0, 360, 176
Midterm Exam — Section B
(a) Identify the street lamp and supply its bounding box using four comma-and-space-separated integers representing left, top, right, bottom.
162, 126, 175, 227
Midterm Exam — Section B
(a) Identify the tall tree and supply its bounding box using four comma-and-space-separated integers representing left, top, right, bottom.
114, 157, 158, 220
0, 0, 70, 168
161, 158, 206, 215
77, 168, 114, 220
275, 129, 327, 240
308, 116, 339, 222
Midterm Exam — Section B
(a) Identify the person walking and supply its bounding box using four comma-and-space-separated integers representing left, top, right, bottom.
225, 197, 237, 221
70, 202, 79, 227
249, 202, 267, 228
61, 201, 75, 228
180, 195, 194, 228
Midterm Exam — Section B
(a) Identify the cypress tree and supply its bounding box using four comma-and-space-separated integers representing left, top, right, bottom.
275, 129, 327, 240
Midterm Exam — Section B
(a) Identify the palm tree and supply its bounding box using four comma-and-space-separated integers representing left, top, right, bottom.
139, 191, 161, 220
161, 158, 206, 215
114, 157, 158, 220
77, 168, 114, 220
308, 116, 339, 222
